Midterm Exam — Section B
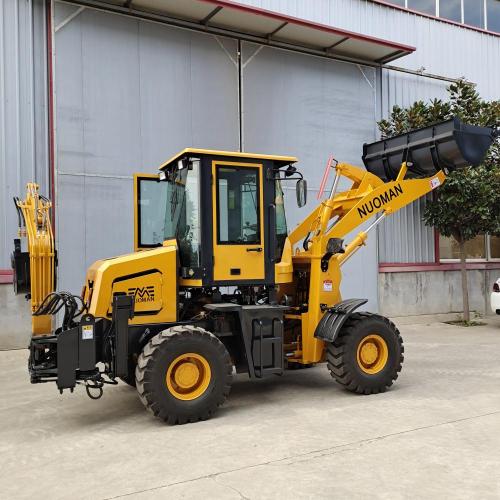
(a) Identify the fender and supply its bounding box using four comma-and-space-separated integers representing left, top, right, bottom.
314, 298, 368, 342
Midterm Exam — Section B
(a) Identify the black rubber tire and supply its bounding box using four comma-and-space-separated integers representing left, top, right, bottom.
135, 325, 233, 424
327, 312, 404, 394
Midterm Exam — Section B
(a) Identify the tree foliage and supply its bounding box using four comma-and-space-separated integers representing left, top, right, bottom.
378, 79, 500, 242
377, 80, 499, 321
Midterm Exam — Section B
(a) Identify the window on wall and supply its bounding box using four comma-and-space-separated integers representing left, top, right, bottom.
491, 236, 500, 258
439, 0, 462, 22
464, 0, 486, 27
385, 0, 499, 33
407, 0, 437, 15
487, 0, 500, 31
439, 234, 500, 261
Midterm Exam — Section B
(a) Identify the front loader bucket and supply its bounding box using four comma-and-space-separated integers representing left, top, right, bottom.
362, 117, 496, 182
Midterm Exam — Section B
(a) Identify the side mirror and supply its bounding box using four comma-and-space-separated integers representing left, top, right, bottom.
296, 179, 307, 207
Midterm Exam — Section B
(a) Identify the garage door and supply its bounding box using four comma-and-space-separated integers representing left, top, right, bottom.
241, 42, 380, 309
53, 2, 239, 292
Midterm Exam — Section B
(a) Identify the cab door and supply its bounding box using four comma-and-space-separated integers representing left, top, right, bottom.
133, 173, 163, 252
212, 161, 265, 282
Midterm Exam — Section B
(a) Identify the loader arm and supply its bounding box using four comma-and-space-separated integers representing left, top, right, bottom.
291, 161, 446, 265
285, 161, 446, 364
285, 117, 496, 365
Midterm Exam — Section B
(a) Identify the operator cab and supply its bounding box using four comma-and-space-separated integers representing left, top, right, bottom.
134, 149, 306, 287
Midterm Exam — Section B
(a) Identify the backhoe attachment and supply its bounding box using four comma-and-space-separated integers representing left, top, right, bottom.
12, 184, 56, 335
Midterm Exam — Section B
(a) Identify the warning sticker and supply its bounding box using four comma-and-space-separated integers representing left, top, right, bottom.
323, 280, 333, 292
82, 325, 94, 340
430, 177, 441, 190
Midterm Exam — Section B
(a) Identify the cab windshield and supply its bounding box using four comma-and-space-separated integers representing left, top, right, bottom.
138, 161, 200, 268
138, 162, 289, 268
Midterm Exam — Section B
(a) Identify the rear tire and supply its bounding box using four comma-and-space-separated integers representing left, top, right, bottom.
135, 325, 233, 424
327, 312, 403, 394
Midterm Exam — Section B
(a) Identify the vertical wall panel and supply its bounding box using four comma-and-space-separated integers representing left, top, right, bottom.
378, 69, 449, 263
0, 0, 48, 269
54, 5, 239, 292
238, 0, 500, 100
242, 42, 380, 309
229, 0, 500, 265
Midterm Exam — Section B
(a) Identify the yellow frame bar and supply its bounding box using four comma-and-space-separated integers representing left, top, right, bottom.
284, 161, 446, 364
16, 183, 55, 335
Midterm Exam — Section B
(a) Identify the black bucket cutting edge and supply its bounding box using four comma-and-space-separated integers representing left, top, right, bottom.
362, 117, 496, 182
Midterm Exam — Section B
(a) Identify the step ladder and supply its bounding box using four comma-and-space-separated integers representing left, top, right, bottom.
252, 317, 284, 378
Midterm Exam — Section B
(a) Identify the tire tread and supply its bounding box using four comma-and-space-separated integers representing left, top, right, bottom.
135, 325, 232, 424
327, 312, 404, 394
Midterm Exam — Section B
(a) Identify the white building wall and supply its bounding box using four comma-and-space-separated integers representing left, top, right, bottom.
238, 0, 500, 99
50, 4, 382, 308
1, 0, 498, 302
53, 4, 241, 293
0, 0, 49, 270
378, 70, 449, 263
239, 0, 500, 264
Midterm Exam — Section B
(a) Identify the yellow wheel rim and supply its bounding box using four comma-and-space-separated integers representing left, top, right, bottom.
166, 353, 211, 401
356, 334, 389, 374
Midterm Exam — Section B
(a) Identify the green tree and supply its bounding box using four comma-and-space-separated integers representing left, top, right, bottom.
378, 80, 500, 322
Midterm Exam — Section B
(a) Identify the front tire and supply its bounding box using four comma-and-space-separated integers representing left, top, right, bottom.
327, 312, 404, 394
135, 325, 233, 424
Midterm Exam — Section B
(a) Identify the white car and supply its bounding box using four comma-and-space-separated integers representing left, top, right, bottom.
492, 279, 500, 315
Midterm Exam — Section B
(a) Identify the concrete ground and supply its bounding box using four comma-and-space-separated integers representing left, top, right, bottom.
0, 285, 32, 350
1, 318, 500, 500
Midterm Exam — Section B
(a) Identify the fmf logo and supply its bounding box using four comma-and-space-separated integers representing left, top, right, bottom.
357, 184, 403, 218
127, 286, 155, 303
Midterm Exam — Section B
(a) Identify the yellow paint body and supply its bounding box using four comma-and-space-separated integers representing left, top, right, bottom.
211, 160, 266, 282
88, 159, 445, 365
280, 162, 446, 364
158, 148, 297, 172
20, 146, 446, 366
16, 184, 55, 335
83, 242, 178, 324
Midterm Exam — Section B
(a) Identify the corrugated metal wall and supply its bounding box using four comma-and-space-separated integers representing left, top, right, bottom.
239, 0, 500, 263
239, 0, 500, 99
53, 3, 240, 293
52, 3, 381, 308
378, 70, 449, 263
0, 0, 48, 269
241, 42, 380, 308
2, 0, 498, 278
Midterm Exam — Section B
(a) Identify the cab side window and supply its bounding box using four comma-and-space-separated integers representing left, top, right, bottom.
216, 166, 261, 244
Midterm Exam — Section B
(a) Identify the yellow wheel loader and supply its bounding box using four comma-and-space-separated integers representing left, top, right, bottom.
13, 118, 496, 424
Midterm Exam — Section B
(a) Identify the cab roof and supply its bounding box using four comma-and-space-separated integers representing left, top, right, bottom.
158, 148, 298, 171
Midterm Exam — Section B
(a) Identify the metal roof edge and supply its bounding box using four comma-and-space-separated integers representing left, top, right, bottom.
367, 0, 500, 38
198, 0, 417, 53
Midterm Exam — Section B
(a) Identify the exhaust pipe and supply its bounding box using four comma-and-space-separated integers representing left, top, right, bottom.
362, 117, 496, 182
